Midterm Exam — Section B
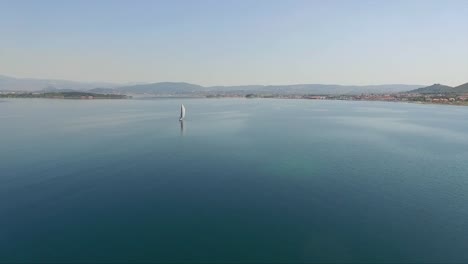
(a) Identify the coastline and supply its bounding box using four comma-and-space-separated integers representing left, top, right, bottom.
2, 92, 468, 107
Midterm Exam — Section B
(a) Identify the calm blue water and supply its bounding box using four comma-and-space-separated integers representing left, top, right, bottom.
1, 98, 468, 263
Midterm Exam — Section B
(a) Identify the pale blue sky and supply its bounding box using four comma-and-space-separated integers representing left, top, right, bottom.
0, 0, 467, 86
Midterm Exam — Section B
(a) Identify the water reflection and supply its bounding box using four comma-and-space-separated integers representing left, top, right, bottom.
180, 120, 185, 136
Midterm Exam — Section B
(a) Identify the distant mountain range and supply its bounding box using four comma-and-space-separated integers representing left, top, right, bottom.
0, 75, 118, 92
90, 82, 205, 95
407, 82, 468, 94
88, 83, 424, 95
10, 74, 468, 95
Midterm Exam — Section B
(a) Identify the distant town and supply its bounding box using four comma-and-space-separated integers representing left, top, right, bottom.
242, 92, 468, 106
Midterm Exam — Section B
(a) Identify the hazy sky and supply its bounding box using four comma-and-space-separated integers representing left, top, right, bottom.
0, 0, 467, 86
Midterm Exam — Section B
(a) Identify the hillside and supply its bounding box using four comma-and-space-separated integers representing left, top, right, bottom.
408, 84, 454, 94
453, 82, 468, 94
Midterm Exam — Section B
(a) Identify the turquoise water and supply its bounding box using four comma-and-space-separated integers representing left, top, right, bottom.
1, 98, 468, 263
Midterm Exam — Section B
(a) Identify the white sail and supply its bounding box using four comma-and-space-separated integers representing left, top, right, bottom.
179, 104, 185, 120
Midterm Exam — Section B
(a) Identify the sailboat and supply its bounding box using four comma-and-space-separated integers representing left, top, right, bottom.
179, 104, 186, 121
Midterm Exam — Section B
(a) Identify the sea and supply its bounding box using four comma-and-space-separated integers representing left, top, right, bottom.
1, 98, 468, 263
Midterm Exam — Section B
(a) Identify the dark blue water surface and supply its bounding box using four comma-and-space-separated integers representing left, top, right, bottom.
1, 98, 468, 263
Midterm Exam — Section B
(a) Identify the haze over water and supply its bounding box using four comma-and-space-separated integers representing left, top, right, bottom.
1, 98, 468, 262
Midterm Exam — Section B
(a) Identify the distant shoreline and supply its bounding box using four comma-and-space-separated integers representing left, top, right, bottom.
2, 93, 468, 107
204, 93, 468, 107
0, 92, 130, 99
